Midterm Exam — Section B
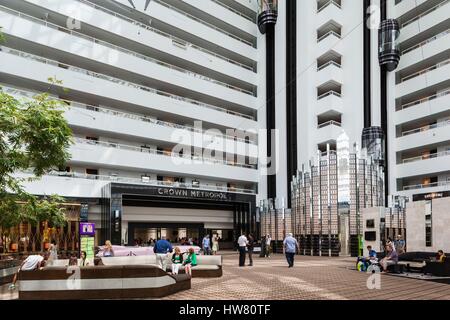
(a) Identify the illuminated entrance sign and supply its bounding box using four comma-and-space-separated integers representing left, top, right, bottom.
157, 187, 228, 201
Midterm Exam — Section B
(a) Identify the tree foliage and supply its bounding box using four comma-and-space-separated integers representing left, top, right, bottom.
0, 80, 73, 231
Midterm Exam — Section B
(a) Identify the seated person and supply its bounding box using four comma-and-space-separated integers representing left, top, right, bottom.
436, 250, 446, 263
9, 253, 49, 290
171, 247, 184, 275
182, 247, 197, 277
380, 243, 398, 272
68, 253, 78, 266
356, 246, 378, 271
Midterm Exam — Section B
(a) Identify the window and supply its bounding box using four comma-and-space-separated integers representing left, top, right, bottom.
366, 219, 375, 228
86, 136, 98, 145
192, 179, 200, 188
365, 231, 376, 241
141, 175, 151, 183
425, 200, 432, 247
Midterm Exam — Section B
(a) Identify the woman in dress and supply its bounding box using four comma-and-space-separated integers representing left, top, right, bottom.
212, 235, 219, 255
48, 240, 58, 261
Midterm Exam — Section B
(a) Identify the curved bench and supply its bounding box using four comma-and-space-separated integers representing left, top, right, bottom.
18, 265, 190, 300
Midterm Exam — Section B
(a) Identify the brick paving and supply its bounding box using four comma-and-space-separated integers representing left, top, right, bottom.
1, 253, 449, 300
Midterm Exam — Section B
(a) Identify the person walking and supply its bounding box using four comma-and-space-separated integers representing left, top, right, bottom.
237, 233, 248, 267
153, 236, 173, 271
202, 235, 211, 255
247, 233, 255, 266
283, 233, 299, 268
265, 234, 272, 258
394, 234, 406, 255
48, 240, 58, 261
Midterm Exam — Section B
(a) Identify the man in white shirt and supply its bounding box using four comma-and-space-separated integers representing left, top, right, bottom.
237, 234, 248, 267
9, 253, 48, 290
265, 234, 272, 258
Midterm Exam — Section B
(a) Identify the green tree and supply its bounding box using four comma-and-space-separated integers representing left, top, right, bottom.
0, 77, 73, 236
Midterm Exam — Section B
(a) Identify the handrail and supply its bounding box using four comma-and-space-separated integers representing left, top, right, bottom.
402, 150, 450, 164
317, 120, 342, 128
74, 137, 257, 169
24, 171, 257, 194
402, 29, 450, 55
153, 0, 255, 47
403, 180, 450, 190
317, 60, 341, 71
317, 0, 341, 13
400, 59, 450, 83
210, 0, 255, 22
317, 30, 341, 43
0, 5, 254, 96
318, 90, 341, 100
1, 46, 255, 120
401, 0, 449, 28
401, 120, 450, 136
399, 88, 450, 110
75, 0, 254, 71
2, 85, 257, 145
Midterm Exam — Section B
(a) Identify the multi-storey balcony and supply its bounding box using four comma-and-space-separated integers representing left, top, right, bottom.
315, 120, 343, 146
395, 88, 450, 123
89, 0, 258, 62
69, 138, 258, 183
316, 0, 342, 29
0, 48, 258, 131
3, 85, 259, 158
16, 0, 257, 84
316, 30, 343, 57
397, 150, 450, 178
399, 0, 450, 46
0, 6, 257, 109
396, 59, 450, 99
395, 0, 443, 20
17, 171, 257, 199
316, 90, 343, 116
316, 61, 343, 87
162, 0, 257, 41
396, 120, 450, 151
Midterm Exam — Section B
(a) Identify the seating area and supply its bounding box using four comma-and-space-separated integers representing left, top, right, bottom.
18, 264, 191, 300
0, 259, 21, 285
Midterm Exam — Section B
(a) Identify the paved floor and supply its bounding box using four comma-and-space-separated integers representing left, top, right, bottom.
2, 253, 449, 300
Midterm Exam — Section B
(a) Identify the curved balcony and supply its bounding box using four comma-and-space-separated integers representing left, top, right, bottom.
403, 180, 450, 191
73, 138, 257, 170
0, 5, 254, 96
1, 47, 255, 121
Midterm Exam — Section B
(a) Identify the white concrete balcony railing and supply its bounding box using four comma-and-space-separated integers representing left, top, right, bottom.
401, 0, 450, 28
75, 0, 253, 71
317, 0, 341, 13
316, 61, 343, 86
401, 28, 450, 55
402, 150, 450, 164
318, 90, 342, 100
400, 59, 450, 83
153, 0, 254, 47
73, 138, 257, 170
209, 0, 255, 22
0, 5, 254, 96
3, 86, 257, 146
27, 171, 257, 195
399, 88, 450, 110
316, 90, 343, 115
317, 120, 342, 129
1, 46, 255, 121
403, 180, 450, 191
401, 120, 450, 137
317, 30, 341, 43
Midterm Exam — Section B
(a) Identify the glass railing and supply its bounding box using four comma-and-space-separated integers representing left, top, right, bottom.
317, 0, 341, 13
75, 0, 254, 71
400, 59, 450, 83
402, 0, 450, 28
317, 60, 341, 71
317, 120, 342, 129
153, 0, 254, 47
318, 90, 342, 100
24, 170, 257, 194
0, 5, 254, 96
73, 137, 257, 169
2, 86, 257, 145
1, 46, 255, 120
401, 120, 450, 136
402, 150, 450, 164
317, 30, 341, 43
403, 180, 450, 190
402, 29, 450, 55
399, 88, 450, 110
